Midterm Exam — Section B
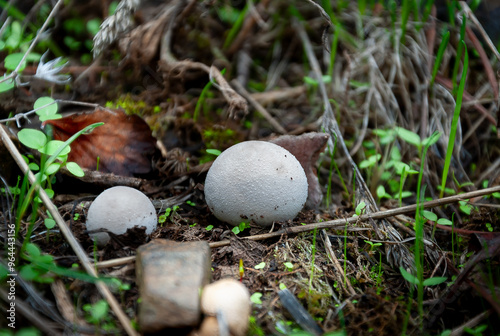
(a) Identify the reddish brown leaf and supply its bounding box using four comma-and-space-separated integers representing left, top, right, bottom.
270, 132, 329, 209
43, 108, 156, 177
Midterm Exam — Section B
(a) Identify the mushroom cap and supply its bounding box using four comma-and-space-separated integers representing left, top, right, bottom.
200, 278, 251, 336
86, 186, 157, 246
204, 141, 308, 227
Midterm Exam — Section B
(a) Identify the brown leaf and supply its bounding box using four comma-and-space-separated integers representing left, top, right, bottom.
270, 132, 329, 209
43, 108, 156, 177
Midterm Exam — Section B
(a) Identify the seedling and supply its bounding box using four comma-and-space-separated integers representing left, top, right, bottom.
284, 262, 294, 272
364, 240, 382, 253
83, 299, 117, 332
250, 292, 263, 305
232, 222, 251, 235
254, 262, 266, 270
355, 201, 366, 216
399, 267, 447, 287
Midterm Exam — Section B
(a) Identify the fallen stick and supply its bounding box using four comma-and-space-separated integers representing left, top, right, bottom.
95, 185, 500, 268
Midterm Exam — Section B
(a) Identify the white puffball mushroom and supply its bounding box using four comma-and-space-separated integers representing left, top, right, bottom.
86, 186, 157, 246
204, 141, 308, 227
200, 278, 251, 336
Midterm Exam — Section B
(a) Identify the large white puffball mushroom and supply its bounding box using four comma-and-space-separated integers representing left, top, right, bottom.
200, 278, 251, 336
204, 141, 308, 227
86, 186, 157, 246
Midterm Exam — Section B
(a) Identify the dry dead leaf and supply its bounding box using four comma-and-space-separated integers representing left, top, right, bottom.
43, 108, 156, 177
270, 132, 329, 209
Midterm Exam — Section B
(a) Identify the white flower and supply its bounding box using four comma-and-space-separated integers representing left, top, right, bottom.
34, 51, 71, 85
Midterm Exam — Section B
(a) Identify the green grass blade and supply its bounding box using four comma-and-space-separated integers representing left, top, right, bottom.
440, 41, 468, 198
452, 15, 466, 96
430, 31, 450, 90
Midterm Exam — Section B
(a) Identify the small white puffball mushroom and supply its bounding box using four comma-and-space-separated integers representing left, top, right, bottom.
204, 141, 308, 227
200, 278, 251, 336
86, 186, 157, 246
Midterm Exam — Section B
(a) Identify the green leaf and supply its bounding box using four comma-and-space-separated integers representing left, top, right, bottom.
376, 185, 387, 198
44, 162, 61, 175
28, 162, 39, 171
206, 149, 221, 156
44, 218, 56, 230
38, 140, 71, 156
205, 225, 213, 231
283, 262, 294, 270
0, 75, 15, 92
254, 262, 266, 270
399, 266, 419, 285
303, 76, 318, 86
18, 128, 47, 150
89, 300, 109, 321
44, 188, 54, 199
250, 292, 263, 304
4, 53, 26, 71
86, 18, 101, 36
19, 264, 40, 281
34, 97, 58, 121
390, 146, 401, 161
232, 226, 240, 235
25, 243, 41, 258
437, 218, 453, 225
398, 191, 413, 199
355, 201, 366, 216
66, 161, 84, 177
422, 210, 437, 222
422, 132, 441, 147
395, 127, 421, 148
459, 200, 472, 215
393, 162, 410, 175
422, 277, 447, 286
5, 21, 22, 50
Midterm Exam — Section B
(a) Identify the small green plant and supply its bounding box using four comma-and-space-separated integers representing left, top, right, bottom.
83, 300, 117, 332
463, 324, 488, 336
250, 292, 263, 305
158, 205, 180, 226
364, 240, 382, 253
205, 225, 214, 231
254, 262, 266, 270
399, 267, 447, 287
283, 262, 294, 272
355, 201, 366, 216
232, 222, 250, 235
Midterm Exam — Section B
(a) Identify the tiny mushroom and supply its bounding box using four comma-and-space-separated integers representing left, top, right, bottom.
200, 278, 251, 336
85, 186, 157, 246
204, 141, 308, 227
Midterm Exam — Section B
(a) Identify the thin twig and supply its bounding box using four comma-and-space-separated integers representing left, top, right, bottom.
231, 79, 287, 134
321, 229, 356, 296
94, 184, 500, 269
